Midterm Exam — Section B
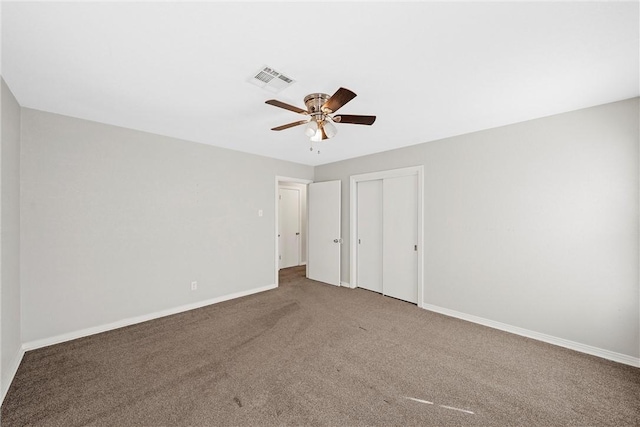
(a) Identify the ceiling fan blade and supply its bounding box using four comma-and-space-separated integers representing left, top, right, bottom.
265, 99, 308, 115
321, 123, 329, 140
271, 120, 309, 131
322, 87, 357, 114
333, 114, 376, 125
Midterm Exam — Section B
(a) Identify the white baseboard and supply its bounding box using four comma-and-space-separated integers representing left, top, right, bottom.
22, 284, 277, 352
340, 281, 352, 288
1, 347, 25, 405
422, 303, 640, 368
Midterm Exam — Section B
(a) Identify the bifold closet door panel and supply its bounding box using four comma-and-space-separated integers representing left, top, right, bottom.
357, 180, 383, 292
383, 175, 418, 303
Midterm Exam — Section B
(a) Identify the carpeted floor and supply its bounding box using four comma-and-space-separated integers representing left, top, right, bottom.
2, 266, 640, 426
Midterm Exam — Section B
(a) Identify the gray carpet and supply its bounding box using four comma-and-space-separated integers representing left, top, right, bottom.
2, 266, 639, 426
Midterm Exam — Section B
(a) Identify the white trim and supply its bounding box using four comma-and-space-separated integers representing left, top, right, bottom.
22, 284, 277, 352
340, 281, 353, 288
350, 166, 424, 183
350, 165, 424, 307
275, 176, 313, 287
1, 347, 25, 404
422, 303, 640, 368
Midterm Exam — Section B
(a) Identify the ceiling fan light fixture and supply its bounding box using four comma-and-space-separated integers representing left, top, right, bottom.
323, 120, 337, 138
310, 127, 323, 142
305, 120, 318, 137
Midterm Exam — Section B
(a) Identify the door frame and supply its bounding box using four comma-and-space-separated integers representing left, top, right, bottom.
349, 165, 424, 307
275, 176, 313, 286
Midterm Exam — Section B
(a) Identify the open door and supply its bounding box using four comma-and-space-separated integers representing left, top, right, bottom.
307, 180, 341, 286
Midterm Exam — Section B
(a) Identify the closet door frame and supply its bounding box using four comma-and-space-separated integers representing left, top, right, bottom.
349, 165, 424, 307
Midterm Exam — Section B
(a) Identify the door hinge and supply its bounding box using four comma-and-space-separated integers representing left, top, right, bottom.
414, 245, 418, 251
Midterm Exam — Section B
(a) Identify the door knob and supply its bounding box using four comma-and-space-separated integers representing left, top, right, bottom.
333, 239, 339, 243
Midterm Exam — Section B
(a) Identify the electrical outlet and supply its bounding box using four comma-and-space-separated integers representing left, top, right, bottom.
191, 281, 198, 291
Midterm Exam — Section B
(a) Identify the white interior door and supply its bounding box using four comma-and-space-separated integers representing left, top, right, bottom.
278, 188, 300, 269
383, 175, 418, 303
307, 180, 341, 286
357, 180, 383, 292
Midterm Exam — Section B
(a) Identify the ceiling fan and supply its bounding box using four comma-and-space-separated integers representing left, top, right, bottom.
265, 87, 376, 143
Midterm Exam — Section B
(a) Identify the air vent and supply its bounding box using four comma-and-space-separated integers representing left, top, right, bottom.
248, 65, 295, 93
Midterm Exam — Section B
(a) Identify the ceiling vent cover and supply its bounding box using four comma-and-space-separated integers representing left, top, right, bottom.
248, 65, 295, 93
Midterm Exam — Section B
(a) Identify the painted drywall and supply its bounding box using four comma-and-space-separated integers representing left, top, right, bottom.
20, 108, 313, 343
315, 98, 640, 359
279, 181, 307, 265
1, 78, 22, 399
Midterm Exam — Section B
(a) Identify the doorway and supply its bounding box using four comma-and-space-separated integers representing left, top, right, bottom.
278, 185, 303, 269
275, 176, 312, 286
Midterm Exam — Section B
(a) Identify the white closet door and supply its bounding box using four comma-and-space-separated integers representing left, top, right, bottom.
383, 175, 418, 303
357, 180, 383, 292
307, 180, 341, 286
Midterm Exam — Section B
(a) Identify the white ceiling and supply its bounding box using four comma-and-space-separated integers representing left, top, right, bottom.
2, 1, 638, 166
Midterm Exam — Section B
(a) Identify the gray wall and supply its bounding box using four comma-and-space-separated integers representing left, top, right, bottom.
7, 93, 640, 380
1, 79, 22, 398
315, 98, 640, 359
20, 108, 313, 343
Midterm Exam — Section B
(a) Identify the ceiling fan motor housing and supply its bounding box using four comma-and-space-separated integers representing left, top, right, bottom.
304, 93, 331, 119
